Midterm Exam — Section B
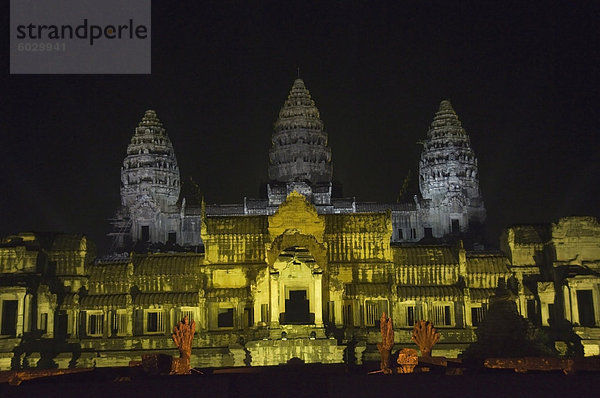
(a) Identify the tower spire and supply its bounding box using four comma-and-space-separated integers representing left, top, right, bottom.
268, 78, 332, 184
418, 100, 486, 229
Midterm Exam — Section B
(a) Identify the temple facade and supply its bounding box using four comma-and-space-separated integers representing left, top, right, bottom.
1, 78, 599, 370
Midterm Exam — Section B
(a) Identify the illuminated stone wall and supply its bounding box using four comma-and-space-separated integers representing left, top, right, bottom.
500, 217, 600, 355
2, 216, 600, 369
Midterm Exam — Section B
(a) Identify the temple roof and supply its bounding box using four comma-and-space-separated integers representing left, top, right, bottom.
89, 262, 132, 281
428, 99, 464, 135
397, 285, 463, 301
132, 253, 204, 274
393, 246, 458, 266
138, 109, 164, 129
466, 253, 511, 273
81, 294, 132, 309
275, 79, 322, 124
344, 283, 391, 298
468, 288, 496, 301
133, 292, 199, 306
510, 224, 550, 244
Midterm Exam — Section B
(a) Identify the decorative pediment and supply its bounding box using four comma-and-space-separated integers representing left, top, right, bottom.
130, 194, 160, 220
441, 192, 466, 212
266, 231, 327, 269
268, 191, 325, 243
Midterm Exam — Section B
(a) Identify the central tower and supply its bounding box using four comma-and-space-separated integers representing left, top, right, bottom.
267, 78, 333, 206
418, 100, 486, 236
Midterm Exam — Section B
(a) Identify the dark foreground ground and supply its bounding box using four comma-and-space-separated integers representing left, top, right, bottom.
1, 364, 598, 398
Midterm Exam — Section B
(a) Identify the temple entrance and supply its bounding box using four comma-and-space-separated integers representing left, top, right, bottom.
285, 290, 310, 324
271, 245, 323, 326
577, 290, 595, 327
1, 300, 18, 336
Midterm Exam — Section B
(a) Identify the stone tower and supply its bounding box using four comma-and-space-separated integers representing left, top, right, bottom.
418, 100, 485, 235
120, 110, 180, 210
267, 78, 333, 205
113, 110, 182, 246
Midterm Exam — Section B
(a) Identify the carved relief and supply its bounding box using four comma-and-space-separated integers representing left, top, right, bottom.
268, 191, 325, 243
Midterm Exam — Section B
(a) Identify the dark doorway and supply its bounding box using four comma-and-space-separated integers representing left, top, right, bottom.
1, 300, 18, 336
451, 219, 460, 234
243, 307, 253, 328
577, 290, 595, 327
285, 290, 310, 324
56, 310, 68, 339
141, 226, 150, 242
167, 232, 177, 245
218, 308, 234, 328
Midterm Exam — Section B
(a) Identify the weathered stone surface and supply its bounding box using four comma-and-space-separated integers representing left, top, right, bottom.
246, 338, 344, 366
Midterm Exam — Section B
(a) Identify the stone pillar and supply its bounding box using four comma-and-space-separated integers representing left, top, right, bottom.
198, 298, 207, 331
463, 288, 472, 327
563, 285, 572, 322
17, 292, 25, 337
537, 282, 555, 327
103, 311, 109, 338
570, 287, 579, 325
314, 272, 323, 327
334, 300, 343, 327
270, 272, 280, 327
593, 284, 600, 327
23, 293, 32, 333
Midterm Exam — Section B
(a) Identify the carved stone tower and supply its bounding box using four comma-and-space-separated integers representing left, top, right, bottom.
113, 110, 182, 246
418, 100, 485, 235
267, 78, 333, 205
120, 110, 180, 210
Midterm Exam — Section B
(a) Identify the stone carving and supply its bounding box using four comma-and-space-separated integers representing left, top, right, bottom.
120, 110, 180, 210
418, 99, 486, 235
397, 348, 419, 373
268, 78, 332, 184
267, 191, 325, 243
411, 320, 441, 357
377, 312, 394, 374
171, 316, 196, 374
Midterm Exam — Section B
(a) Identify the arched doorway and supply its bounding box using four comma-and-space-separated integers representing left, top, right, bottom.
274, 246, 318, 325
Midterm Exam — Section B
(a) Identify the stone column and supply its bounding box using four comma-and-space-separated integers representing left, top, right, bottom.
270, 272, 280, 327
334, 300, 343, 327
17, 292, 25, 337
537, 282, 555, 327
313, 272, 323, 327
593, 284, 600, 327
23, 293, 32, 333
562, 285, 572, 323
570, 287, 579, 325
463, 288, 472, 327
198, 298, 207, 331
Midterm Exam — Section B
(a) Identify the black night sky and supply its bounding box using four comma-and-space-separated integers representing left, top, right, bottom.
2, 1, 599, 252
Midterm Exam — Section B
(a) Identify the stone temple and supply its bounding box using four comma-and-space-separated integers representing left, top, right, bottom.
110, 78, 485, 248
1, 78, 599, 370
